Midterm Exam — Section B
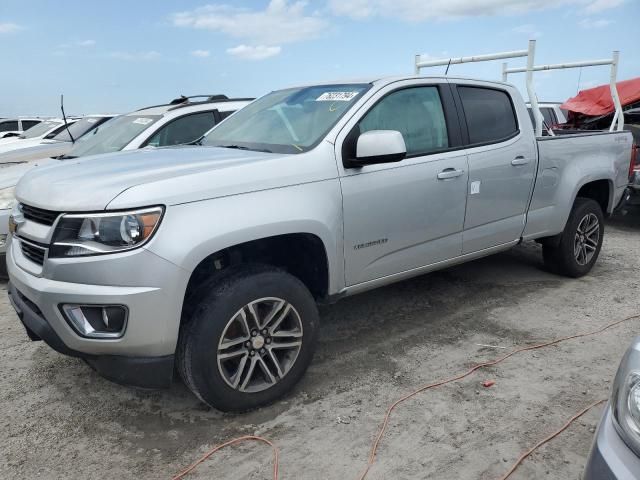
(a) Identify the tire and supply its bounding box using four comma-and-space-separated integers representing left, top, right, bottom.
542, 197, 604, 278
177, 264, 319, 412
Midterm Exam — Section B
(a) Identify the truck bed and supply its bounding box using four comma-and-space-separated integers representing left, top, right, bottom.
523, 130, 632, 240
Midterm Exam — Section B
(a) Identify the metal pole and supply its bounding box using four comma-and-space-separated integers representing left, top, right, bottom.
525, 40, 543, 137
415, 49, 529, 71
609, 51, 624, 131
502, 62, 508, 82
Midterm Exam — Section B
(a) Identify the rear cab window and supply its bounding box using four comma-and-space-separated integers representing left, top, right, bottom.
458, 86, 519, 145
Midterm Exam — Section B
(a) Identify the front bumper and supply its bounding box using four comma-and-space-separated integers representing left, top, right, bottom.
7, 238, 190, 388
583, 405, 640, 480
8, 281, 174, 388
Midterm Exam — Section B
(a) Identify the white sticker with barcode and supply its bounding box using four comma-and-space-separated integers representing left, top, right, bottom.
316, 92, 358, 102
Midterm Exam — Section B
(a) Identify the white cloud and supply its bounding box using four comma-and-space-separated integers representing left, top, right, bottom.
328, 0, 625, 21
77, 39, 96, 47
171, 0, 326, 45
579, 18, 613, 28
584, 0, 625, 13
511, 24, 542, 37
109, 50, 161, 61
227, 44, 281, 60
190, 49, 210, 57
0, 22, 22, 34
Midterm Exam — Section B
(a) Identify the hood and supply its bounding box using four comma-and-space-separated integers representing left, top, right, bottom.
0, 141, 70, 164
0, 137, 47, 154
0, 158, 58, 190
0, 136, 26, 147
16, 143, 337, 211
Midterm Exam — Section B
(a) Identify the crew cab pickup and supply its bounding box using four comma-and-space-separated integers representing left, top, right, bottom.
7, 76, 634, 411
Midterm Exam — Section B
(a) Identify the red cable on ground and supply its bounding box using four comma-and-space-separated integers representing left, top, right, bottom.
357, 313, 639, 480
171, 435, 279, 480
171, 313, 639, 480
498, 399, 606, 480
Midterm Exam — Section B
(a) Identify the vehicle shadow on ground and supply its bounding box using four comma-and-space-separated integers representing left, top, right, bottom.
607, 207, 640, 232
25, 239, 559, 419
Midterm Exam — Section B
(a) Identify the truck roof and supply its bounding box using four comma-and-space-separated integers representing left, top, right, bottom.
284, 75, 513, 90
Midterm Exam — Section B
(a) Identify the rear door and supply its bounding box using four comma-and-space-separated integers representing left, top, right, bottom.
453, 83, 537, 253
336, 81, 469, 286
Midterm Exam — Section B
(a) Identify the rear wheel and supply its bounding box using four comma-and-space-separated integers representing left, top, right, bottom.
542, 198, 604, 278
177, 265, 318, 411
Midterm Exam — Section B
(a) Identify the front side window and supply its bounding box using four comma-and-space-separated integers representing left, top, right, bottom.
358, 86, 449, 156
203, 84, 370, 154
459, 86, 518, 144
146, 111, 216, 147
65, 114, 162, 158
0, 121, 19, 132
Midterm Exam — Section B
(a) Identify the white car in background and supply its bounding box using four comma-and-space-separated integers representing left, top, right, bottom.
526, 102, 569, 127
0, 115, 115, 164
0, 118, 78, 150
0, 94, 252, 276
0, 118, 44, 139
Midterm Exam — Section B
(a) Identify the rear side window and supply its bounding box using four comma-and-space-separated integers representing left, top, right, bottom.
358, 86, 449, 156
0, 121, 19, 132
146, 111, 216, 147
458, 86, 518, 145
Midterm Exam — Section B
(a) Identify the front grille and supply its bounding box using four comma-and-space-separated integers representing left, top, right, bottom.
20, 203, 61, 226
20, 239, 47, 265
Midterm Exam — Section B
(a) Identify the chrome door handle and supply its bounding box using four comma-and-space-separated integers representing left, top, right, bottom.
511, 156, 530, 166
437, 168, 465, 180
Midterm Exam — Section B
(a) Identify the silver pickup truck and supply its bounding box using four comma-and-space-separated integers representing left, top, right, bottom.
7, 76, 634, 411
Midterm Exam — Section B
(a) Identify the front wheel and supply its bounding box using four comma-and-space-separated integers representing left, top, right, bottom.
177, 265, 319, 412
543, 197, 604, 278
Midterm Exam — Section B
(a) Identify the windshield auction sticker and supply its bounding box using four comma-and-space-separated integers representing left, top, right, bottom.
316, 92, 359, 102
133, 117, 153, 125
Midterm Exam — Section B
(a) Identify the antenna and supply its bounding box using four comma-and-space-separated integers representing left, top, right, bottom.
60, 94, 75, 143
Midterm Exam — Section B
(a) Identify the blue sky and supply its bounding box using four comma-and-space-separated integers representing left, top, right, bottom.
0, 0, 638, 116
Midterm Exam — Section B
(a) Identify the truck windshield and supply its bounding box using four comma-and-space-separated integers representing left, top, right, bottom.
65, 114, 161, 158
49, 116, 112, 142
203, 84, 370, 154
19, 120, 62, 139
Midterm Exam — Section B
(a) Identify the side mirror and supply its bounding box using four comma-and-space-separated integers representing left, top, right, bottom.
352, 130, 406, 166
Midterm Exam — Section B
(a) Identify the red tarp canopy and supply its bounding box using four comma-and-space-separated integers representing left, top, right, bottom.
561, 77, 640, 116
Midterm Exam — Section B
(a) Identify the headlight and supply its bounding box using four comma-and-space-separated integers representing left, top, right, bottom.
50, 207, 163, 257
0, 187, 16, 210
611, 338, 640, 456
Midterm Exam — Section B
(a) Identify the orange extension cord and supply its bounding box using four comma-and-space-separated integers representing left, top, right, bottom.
172, 313, 640, 480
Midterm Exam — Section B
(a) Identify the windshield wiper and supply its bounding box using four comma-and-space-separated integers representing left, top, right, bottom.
216, 144, 273, 153
59, 155, 77, 159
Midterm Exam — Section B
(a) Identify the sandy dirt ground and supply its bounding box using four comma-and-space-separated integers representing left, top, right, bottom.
1, 212, 640, 480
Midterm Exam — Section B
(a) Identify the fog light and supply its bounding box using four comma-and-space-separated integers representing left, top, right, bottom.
61, 304, 128, 338
0, 234, 6, 248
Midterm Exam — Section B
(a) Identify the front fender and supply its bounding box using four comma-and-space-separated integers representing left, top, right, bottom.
146, 179, 345, 296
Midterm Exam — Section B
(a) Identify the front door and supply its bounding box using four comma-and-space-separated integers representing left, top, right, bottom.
338, 84, 469, 286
